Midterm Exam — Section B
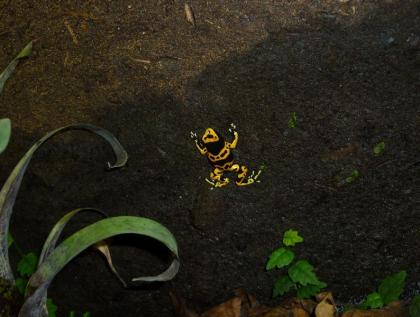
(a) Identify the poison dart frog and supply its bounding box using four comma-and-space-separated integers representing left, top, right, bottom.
191, 123, 261, 188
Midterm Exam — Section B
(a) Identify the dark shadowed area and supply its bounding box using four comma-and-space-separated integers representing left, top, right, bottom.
0, 1, 419, 316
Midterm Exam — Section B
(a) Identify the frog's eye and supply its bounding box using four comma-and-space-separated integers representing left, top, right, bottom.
202, 128, 220, 143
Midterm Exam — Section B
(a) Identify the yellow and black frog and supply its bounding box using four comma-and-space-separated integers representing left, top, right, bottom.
191, 123, 261, 188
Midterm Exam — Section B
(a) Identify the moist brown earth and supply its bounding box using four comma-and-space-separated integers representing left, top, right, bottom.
0, 1, 419, 316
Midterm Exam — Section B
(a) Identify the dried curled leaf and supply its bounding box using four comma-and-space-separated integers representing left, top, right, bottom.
315, 292, 337, 317
94, 240, 127, 287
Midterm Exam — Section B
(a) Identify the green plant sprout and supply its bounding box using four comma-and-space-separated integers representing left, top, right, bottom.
345, 169, 359, 183
288, 112, 297, 129
358, 271, 406, 309
373, 141, 385, 156
7, 235, 58, 316
266, 229, 327, 299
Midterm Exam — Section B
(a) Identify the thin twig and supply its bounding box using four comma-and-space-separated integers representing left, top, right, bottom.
64, 20, 79, 44
131, 58, 152, 64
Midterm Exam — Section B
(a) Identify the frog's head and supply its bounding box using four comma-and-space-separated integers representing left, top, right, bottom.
202, 128, 221, 144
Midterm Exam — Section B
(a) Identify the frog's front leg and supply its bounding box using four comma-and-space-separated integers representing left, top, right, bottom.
195, 140, 207, 155
227, 123, 239, 149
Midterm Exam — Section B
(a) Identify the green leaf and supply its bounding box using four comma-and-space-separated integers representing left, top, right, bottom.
296, 282, 327, 299
47, 298, 57, 317
288, 260, 321, 286
82, 312, 91, 317
7, 232, 13, 248
361, 292, 384, 309
20, 216, 179, 317
0, 124, 128, 283
378, 270, 406, 305
266, 247, 294, 270
0, 118, 11, 154
410, 295, 420, 317
68, 312, 76, 317
17, 252, 38, 277
288, 112, 297, 129
283, 229, 303, 247
373, 141, 385, 156
0, 41, 33, 94
273, 275, 295, 298
15, 277, 28, 295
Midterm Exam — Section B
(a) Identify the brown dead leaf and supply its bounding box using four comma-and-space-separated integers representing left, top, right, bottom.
235, 288, 258, 308
234, 289, 272, 317
201, 297, 242, 317
341, 301, 405, 317
321, 143, 359, 161
315, 292, 337, 317
291, 307, 310, 317
262, 306, 292, 317
280, 297, 317, 315
169, 291, 199, 317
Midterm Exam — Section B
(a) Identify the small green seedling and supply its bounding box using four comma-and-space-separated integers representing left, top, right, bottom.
288, 112, 297, 129
266, 229, 327, 299
8, 234, 80, 316
359, 271, 406, 309
373, 141, 385, 156
345, 169, 359, 183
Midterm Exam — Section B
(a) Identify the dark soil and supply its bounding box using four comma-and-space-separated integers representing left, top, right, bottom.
1, 0, 419, 316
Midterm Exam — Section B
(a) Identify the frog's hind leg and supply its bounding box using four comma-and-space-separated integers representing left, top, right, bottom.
209, 167, 229, 188
234, 165, 255, 186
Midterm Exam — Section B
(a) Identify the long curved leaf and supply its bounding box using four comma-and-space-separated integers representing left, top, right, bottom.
0, 41, 32, 94
38, 208, 106, 265
18, 216, 180, 317
0, 124, 128, 283
0, 118, 11, 154
35, 208, 108, 311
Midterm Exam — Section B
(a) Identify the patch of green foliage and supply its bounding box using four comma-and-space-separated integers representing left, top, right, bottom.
358, 271, 406, 309
373, 141, 385, 156
266, 229, 326, 299
8, 235, 60, 316
46, 298, 57, 317
288, 112, 297, 129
